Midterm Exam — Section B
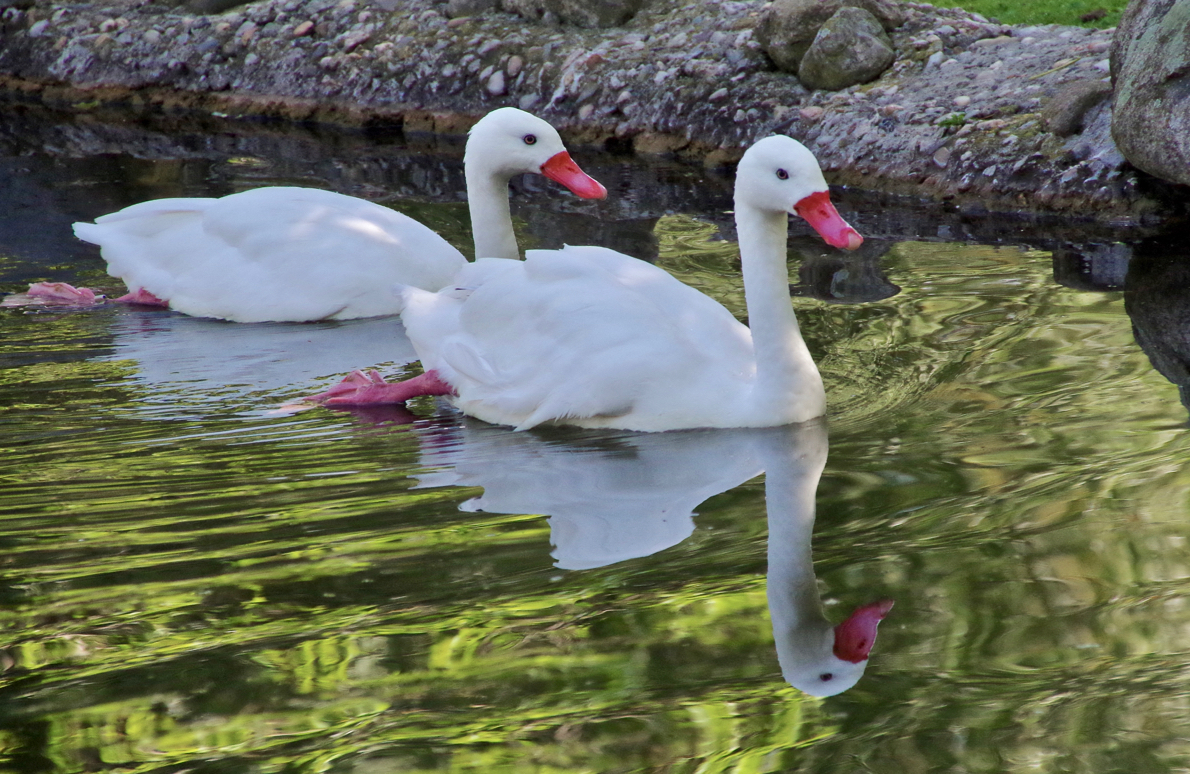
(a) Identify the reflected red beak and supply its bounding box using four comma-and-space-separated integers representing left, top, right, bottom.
833, 598, 894, 663
794, 190, 863, 251
540, 151, 607, 200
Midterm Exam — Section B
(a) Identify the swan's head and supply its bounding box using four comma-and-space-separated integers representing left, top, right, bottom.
778, 598, 893, 697
465, 107, 607, 199
735, 135, 862, 251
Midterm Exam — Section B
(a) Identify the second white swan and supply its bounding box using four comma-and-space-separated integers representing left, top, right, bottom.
57, 108, 606, 323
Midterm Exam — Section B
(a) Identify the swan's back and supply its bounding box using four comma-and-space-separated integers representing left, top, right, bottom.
74, 187, 466, 322
402, 245, 756, 431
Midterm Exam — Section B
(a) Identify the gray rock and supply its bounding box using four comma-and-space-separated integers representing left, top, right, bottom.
755, 0, 904, 74
501, 0, 643, 27
797, 7, 896, 91
1111, 0, 1190, 186
1041, 78, 1111, 136
486, 69, 506, 94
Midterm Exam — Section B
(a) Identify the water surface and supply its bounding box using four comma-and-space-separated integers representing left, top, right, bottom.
2, 105, 1190, 774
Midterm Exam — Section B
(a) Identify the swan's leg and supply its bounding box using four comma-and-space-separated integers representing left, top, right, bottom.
23, 282, 101, 304
301, 369, 456, 406
9, 283, 167, 309
115, 288, 169, 307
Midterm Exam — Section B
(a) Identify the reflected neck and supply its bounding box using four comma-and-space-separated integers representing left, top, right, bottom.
760, 423, 829, 668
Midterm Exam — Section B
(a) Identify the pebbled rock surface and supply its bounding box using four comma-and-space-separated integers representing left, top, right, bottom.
0, 0, 1181, 223
500, 0, 646, 28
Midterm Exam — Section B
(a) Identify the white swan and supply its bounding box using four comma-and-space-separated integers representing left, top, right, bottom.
310, 135, 862, 432
35, 108, 605, 323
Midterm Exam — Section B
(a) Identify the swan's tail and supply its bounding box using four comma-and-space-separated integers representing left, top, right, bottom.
390, 283, 413, 315
391, 283, 450, 315
71, 221, 103, 246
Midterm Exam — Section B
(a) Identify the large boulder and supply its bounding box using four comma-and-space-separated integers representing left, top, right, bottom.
501, 0, 644, 27
797, 7, 896, 90
755, 0, 904, 75
1110, 0, 1190, 186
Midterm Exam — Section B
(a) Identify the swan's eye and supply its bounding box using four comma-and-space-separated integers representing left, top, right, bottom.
523, 134, 537, 145
776, 168, 789, 180
819, 673, 834, 682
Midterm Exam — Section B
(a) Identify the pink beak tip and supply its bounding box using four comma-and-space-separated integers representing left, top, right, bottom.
576, 177, 608, 200
794, 190, 864, 252
867, 598, 895, 617
842, 229, 864, 251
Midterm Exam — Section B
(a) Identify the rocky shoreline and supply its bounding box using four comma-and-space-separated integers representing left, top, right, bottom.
0, 0, 1181, 224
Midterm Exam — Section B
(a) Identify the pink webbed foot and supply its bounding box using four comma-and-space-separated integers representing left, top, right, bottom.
299, 369, 457, 407
299, 370, 388, 404
115, 288, 169, 307
28, 282, 100, 303
3, 282, 104, 308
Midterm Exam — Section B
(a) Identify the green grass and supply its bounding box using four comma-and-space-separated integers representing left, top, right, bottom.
935, 0, 1127, 27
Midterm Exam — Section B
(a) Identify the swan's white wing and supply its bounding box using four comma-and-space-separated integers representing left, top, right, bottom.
74, 187, 466, 323
404, 245, 756, 431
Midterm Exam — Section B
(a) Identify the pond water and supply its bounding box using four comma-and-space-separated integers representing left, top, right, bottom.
2, 104, 1190, 774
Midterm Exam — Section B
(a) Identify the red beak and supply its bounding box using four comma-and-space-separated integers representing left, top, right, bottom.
833, 598, 894, 663
794, 190, 863, 250
540, 151, 607, 200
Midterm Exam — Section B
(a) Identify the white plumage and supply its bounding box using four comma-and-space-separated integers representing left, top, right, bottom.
74, 188, 466, 322
382, 135, 862, 432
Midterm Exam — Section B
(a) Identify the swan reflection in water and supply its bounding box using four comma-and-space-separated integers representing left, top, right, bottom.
95, 310, 416, 414
92, 312, 891, 694
411, 416, 893, 697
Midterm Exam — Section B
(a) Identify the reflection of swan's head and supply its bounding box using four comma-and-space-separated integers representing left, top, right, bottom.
762, 420, 892, 697
465, 108, 606, 199
779, 599, 894, 697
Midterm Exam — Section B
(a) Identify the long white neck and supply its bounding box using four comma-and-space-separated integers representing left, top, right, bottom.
758, 422, 833, 689
465, 164, 520, 261
734, 205, 826, 424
